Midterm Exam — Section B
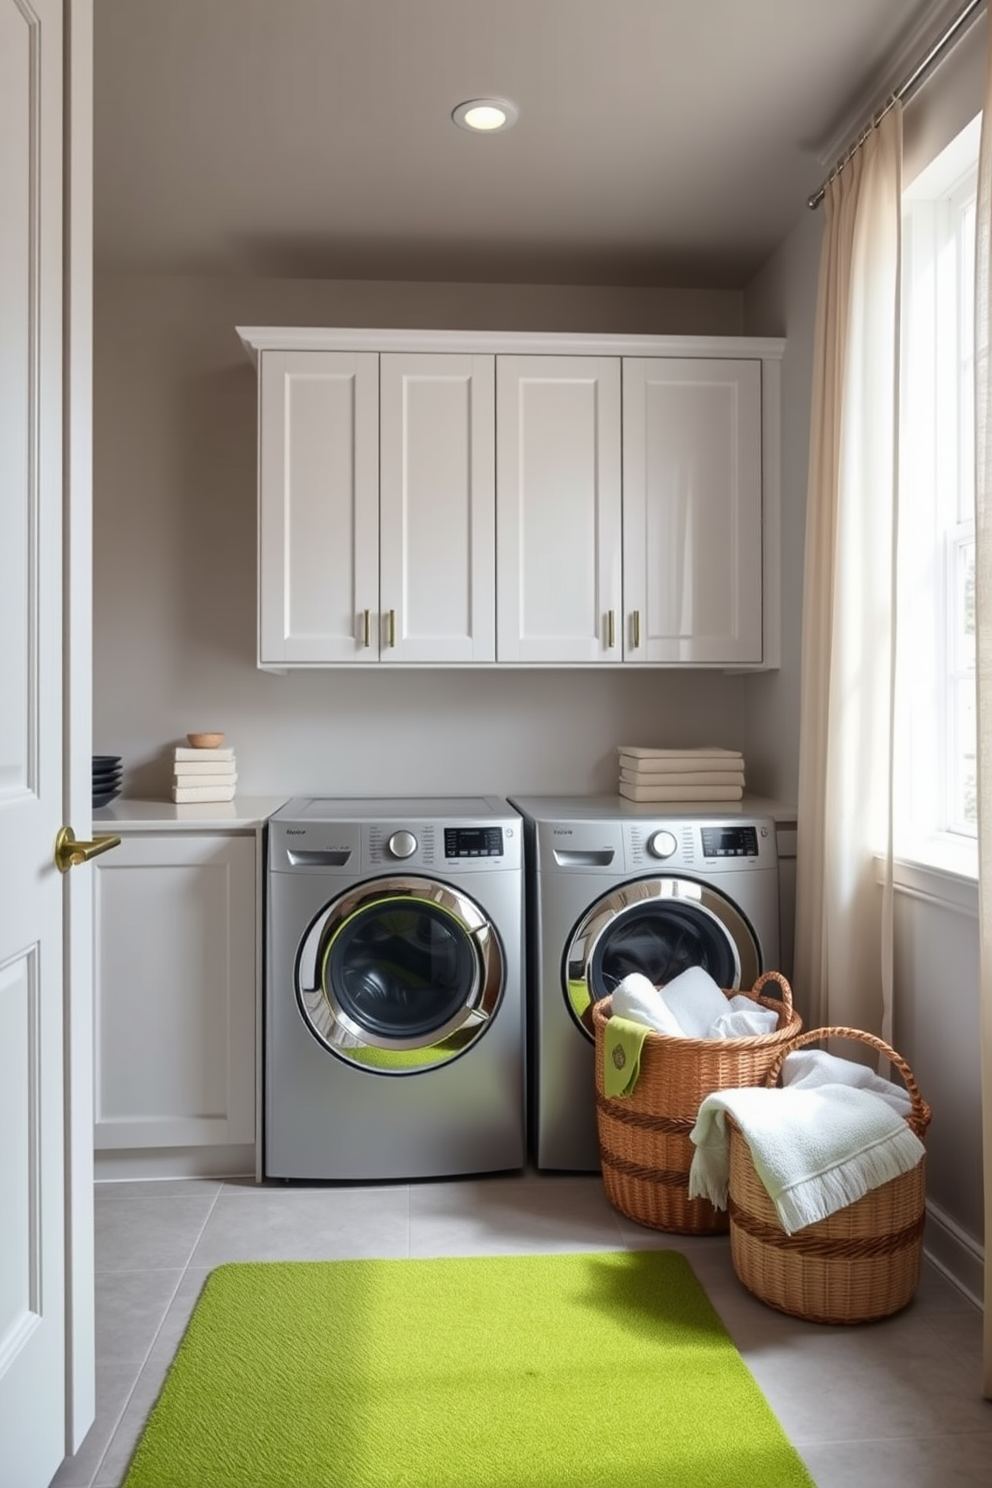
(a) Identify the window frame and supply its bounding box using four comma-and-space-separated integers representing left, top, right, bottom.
897, 115, 980, 878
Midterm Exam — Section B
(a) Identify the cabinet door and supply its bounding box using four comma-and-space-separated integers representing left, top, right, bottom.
380, 353, 495, 662
258, 349, 379, 665
623, 359, 762, 664
496, 356, 622, 663
94, 834, 256, 1151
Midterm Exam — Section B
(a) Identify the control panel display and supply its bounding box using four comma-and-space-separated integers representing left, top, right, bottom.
444, 826, 504, 858
700, 825, 759, 858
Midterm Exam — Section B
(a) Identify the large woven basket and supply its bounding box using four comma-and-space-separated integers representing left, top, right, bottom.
728, 1026, 931, 1324
592, 971, 801, 1234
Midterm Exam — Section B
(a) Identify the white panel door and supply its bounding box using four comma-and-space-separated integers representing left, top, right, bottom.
496, 356, 622, 663
94, 835, 257, 1151
258, 349, 379, 665
380, 353, 495, 662
623, 358, 763, 664
0, 2, 71, 1484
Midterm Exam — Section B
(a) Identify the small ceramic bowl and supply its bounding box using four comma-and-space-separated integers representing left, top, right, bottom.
186, 732, 225, 749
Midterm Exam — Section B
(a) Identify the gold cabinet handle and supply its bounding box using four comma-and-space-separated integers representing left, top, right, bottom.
362, 609, 371, 648
632, 610, 641, 649
607, 609, 616, 649
388, 609, 396, 648
55, 826, 121, 874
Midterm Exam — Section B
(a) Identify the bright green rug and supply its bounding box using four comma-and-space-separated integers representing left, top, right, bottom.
122, 1250, 815, 1488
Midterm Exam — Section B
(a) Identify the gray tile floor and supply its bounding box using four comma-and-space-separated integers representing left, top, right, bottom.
52, 1169, 990, 1488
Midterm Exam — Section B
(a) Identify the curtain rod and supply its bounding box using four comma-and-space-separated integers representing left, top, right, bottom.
807, 0, 986, 208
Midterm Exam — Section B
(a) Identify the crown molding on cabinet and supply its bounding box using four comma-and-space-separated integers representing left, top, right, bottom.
236, 326, 786, 364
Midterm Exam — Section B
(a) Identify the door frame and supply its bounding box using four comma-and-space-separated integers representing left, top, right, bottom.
64, 0, 95, 1454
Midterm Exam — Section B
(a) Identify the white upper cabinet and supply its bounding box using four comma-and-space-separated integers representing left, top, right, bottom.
380, 353, 495, 663
259, 349, 379, 665
496, 356, 622, 664
257, 347, 495, 666
622, 358, 763, 664
241, 328, 782, 670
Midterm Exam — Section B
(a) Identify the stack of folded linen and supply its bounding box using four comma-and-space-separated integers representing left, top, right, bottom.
617, 745, 745, 802
172, 743, 238, 803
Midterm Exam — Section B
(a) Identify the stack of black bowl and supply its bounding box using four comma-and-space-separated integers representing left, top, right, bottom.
92, 755, 122, 808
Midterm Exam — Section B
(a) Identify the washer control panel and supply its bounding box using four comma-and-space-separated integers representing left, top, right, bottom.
444, 825, 505, 859
623, 817, 774, 872
700, 825, 760, 858
267, 798, 521, 874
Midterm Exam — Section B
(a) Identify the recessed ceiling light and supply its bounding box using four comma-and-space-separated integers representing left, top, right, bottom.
452, 98, 519, 133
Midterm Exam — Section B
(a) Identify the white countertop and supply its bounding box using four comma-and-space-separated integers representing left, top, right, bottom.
93, 793, 796, 833
93, 797, 289, 831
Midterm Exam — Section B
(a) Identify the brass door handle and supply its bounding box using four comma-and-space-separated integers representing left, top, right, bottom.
55, 826, 122, 874
607, 610, 616, 649
632, 610, 641, 649
362, 609, 372, 648
388, 609, 396, 648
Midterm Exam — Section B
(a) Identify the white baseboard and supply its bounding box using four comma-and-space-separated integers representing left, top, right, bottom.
923, 1201, 985, 1308
94, 1144, 256, 1183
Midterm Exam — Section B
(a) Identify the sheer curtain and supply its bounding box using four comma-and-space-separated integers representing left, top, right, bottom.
794, 106, 903, 1040
973, 25, 992, 1400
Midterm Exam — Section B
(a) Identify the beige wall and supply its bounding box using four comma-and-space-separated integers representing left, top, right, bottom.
93, 273, 754, 803
741, 206, 824, 806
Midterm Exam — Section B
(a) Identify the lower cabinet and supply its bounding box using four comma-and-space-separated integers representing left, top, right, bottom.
93, 831, 258, 1166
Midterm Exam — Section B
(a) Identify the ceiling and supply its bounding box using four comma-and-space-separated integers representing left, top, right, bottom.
94, 0, 972, 290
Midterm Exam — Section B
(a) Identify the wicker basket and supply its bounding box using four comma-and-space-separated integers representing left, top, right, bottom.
592, 971, 802, 1234
727, 1026, 932, 1324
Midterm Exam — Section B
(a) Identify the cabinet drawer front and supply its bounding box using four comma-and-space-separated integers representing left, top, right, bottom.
259, 350, 379, 664
623, 358, 762, 664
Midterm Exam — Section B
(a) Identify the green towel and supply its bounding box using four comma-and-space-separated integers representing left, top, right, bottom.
603, 1015, 652, 1097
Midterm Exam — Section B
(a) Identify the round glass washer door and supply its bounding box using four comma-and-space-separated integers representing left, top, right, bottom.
295, 876, 505, 1073
563, 876, 760, 1040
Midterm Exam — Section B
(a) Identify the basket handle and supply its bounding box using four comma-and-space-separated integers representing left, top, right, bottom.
748, 969, 793, 1014
764, 1024, 928, 1128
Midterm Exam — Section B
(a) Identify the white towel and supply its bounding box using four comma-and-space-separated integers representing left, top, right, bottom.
173, 758, 238, 776
174, 746, 235, 761
619, 782, 744, 802
709, 1007, 780, 1038
611, 972, 684, 1037
619, 768, 746, 786
172, 784, 236, 803
656, 966, 730, 1038
688, 1085, 926, 1234
617, 746, 743, 762
618, 755, 744, 776
781, 1047, 913, 1116
172, 772, 238, 789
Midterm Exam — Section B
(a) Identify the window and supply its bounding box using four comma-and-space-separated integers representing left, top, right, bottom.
897, 115, 980, 871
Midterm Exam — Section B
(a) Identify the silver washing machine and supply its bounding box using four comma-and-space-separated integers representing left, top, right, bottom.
508, 795, 781, 1171
265, 797, 525, 1181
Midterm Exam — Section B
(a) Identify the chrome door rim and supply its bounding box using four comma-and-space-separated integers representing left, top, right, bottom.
295, 876, 505, 1070
563, 876, 760, 1039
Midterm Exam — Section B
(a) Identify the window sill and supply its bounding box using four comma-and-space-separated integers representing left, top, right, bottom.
891, 837, 978, 916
